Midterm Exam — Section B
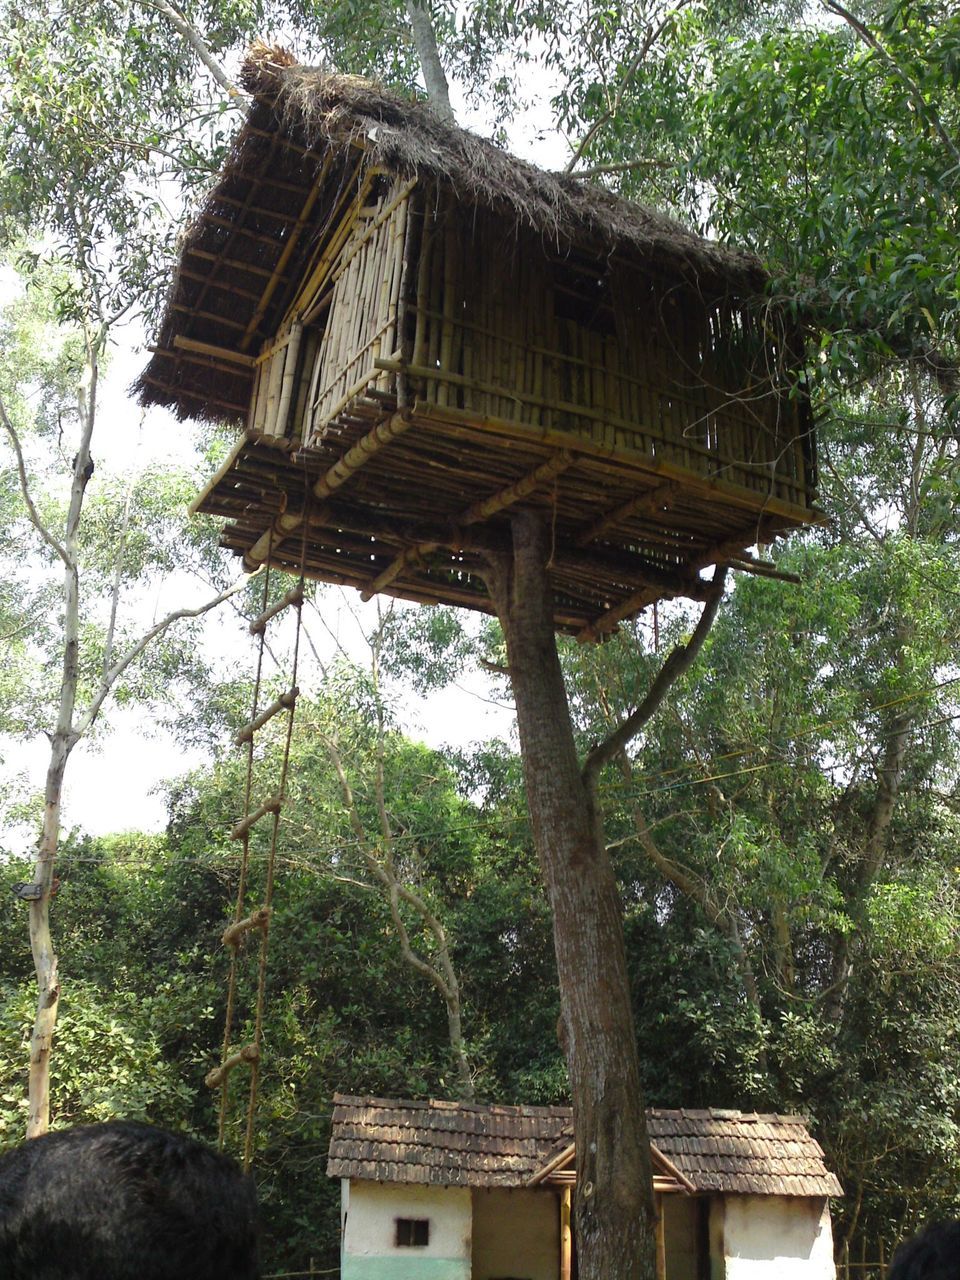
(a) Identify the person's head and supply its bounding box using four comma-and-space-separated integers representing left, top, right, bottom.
888, 1221, 960, 1280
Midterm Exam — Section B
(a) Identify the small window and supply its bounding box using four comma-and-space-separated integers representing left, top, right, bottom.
395, 1218, 430, 1247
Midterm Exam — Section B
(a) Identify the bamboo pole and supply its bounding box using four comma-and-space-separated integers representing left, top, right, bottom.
290, 165, 377, 316
173, 336, 257, 367
576, 482, 679, 546
242, 412, 414, 569
151, 347, 257, 380
360, 540, 440, 600
437, 216, 457, 408
263, 333, 287, 435
561, 1187, 573, 1280
461, 451, 575, 524
313, 411, 413, 499
274, 321, 303, 438
251, 358, 269, 434
238, 152, 333, 351
412, 206, 434, 372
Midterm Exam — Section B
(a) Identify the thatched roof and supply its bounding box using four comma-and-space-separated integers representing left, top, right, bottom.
138, 45, 768, 425
327, 1094, 843, 1197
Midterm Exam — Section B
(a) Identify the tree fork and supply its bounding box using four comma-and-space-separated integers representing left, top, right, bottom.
483, 511, 657, 1280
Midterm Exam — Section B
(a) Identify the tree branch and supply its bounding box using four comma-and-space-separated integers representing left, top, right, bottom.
139, 0, 244, 100
821, 0, 960, 166
102, 467, 137, 679
74, 574, 253, 736
0, 393, 70, 567
565, 2, 690, 175
582, 568, 727, 785
564, 158, 671, 181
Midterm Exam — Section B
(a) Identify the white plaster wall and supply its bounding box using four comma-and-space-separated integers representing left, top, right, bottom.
343, 1180, 472, 1263
471, 1187, 560, 1280
719, 1196, 835, 1280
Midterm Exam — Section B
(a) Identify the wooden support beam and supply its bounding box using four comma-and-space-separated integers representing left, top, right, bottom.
561, 1186, 572, 1280
242, 513, 305, 572
139, 376, 248, 416
360, 542, 440, 601
212, 191, 312, 222
656, 1193, 666, 1280
149, 346, 254, 379
188, 434, 251, 517
234, 689, 298, 746
204, 1043, 259, 1089
196, 213, 286, 249
230, 796, 283, 840
359, 451, 575, 603
576, 521, 789, 643
651, 1143, 697, 1194
249, 587, 304, 634
460, 451, 575, 525
527, 1142, 576, 1188
312, 411, 414, 499
170, 303, 250, 331
175, 270, 264, 304
173, 336, 257, 368
577, 586, 664, 644
242, 412, 413, 569
576, 482, 679, 547
184, 246, 286, 280
221, 907, 271, 948
726, 553, 801, 584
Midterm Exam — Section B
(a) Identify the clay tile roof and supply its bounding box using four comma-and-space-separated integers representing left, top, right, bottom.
646, 1108, 843, 1197
327, 1095, 842, 1197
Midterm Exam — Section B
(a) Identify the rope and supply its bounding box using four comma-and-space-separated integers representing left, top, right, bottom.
218, 547, 272, 1153
217, 499, 310, 1172
242, 514, 308, 1170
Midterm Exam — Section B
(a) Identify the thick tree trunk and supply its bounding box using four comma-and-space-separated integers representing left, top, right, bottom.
484, 511, 657, 1280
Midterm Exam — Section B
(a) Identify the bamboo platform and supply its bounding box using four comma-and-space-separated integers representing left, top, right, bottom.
192, 392, 809, 639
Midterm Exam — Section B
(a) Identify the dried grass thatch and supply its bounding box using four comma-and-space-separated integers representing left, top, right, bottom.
138, 45, 768, 425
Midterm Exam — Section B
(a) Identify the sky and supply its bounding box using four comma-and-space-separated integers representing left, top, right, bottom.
3, 61, 568, 849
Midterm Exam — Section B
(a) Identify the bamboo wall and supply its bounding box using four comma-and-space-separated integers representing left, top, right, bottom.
395, 196, 812, 508
247, 174, 412, 443
249, 178, 812, 511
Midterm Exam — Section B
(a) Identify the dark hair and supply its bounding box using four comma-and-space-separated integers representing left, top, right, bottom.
0, 1121, 260, 1280
888, 1221, 960, 1280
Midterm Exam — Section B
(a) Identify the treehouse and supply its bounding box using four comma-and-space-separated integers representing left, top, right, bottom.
139, 48, 818, 639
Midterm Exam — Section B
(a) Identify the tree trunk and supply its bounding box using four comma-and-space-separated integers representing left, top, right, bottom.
27, 739, 69, 1138
405, 0, 454, 120
26, 334, 94, 1137
484, 511, 657, 1280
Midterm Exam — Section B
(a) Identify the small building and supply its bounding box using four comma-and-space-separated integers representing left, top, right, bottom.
139, 46, 818, 639
327, 1094, 842, 1280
